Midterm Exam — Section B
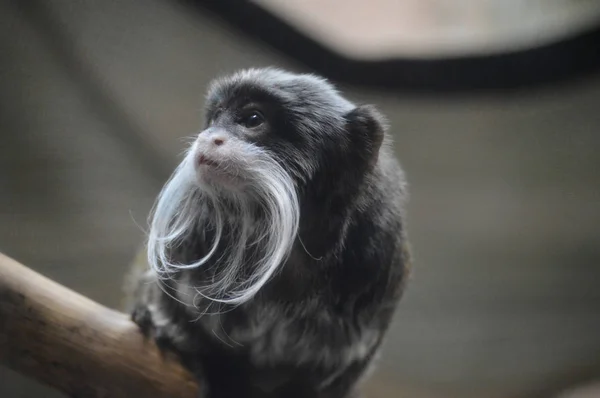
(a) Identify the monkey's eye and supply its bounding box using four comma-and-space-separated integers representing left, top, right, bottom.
240, 111, 265, 128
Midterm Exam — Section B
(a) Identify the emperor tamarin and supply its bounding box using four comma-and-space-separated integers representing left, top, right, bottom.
126, 68, 412, 398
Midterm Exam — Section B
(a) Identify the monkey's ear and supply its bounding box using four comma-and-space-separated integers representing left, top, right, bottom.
344, 104, 387, 167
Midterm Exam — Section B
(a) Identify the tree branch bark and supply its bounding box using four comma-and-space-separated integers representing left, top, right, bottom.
0, 251, 199, 398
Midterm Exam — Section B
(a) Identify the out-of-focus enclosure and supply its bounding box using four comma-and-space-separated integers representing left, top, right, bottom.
1, 1, 599, 397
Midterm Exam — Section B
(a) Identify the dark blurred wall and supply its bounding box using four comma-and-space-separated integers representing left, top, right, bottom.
1, 1, 599, 397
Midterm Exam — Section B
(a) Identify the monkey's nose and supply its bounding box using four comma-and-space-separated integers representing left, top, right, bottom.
213, 137, 225, 146
196, 129, 227, 149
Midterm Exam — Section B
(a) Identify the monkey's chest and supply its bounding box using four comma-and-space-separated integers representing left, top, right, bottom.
191, 308, 377, 398
193, 306, 276, 353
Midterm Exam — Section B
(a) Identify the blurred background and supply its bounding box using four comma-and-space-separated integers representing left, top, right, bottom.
1, 1, 600, 397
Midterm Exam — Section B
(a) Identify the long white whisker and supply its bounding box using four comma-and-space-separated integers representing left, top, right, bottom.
146, 145, 300, 306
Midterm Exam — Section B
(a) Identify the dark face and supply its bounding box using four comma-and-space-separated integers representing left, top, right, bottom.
191, 70, 384, 198
192, 85, 310, 193
203, 87, 284, 150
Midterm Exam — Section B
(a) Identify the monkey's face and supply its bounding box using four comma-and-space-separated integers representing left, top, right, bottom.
190, 68, 385, 198
190, 94, 280, 194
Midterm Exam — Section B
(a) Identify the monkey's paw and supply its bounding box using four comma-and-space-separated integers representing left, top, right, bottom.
130, 304, 179, 354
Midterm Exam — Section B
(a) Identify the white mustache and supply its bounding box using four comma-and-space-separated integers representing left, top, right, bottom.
146, 143, 300, 305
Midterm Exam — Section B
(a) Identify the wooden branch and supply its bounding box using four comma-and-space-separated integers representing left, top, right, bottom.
0, 252, 199, 398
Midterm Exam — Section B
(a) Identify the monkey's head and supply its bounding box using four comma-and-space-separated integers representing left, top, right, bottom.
194, 68, 385, 193
147, 68, 387, 305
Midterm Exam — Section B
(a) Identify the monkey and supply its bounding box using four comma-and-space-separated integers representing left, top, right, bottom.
125, 67, 412, 398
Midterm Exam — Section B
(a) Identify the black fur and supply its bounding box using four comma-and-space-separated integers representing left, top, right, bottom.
130, 68, 411, 398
